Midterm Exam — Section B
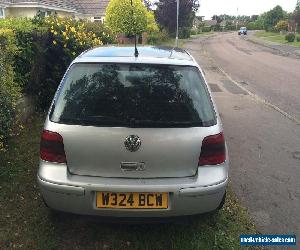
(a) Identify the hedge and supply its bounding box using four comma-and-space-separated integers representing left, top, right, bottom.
0, 28, 21, 151
0, 16, 112, 150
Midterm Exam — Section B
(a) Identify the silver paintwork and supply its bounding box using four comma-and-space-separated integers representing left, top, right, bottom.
38, 161, 228, 216
38, 47, 228, 217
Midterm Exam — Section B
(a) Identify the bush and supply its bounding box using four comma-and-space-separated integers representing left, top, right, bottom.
212, 24, 221, 31
285, 33, 295, 42
275, 20, 288, 31
178, 27, 191, 38
297, 35, 300, 42
190, 30, 197, 36
0, 29, 21, 151
202, 26, 211, 32
147, 29, 168, 45
0, 17, 105, 111
0, 18, 37, 89
247, 22, 257, 30
84, 22, 115, 44
26, 16, 104, 109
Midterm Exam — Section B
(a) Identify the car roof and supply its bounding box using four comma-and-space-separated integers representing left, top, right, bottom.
73, 46, 197, 66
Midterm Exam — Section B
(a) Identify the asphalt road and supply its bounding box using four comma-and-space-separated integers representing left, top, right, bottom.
202, 31, 300, 122
184, 32, 300, 236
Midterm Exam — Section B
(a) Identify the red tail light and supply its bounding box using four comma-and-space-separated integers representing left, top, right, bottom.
40, 130, 66, 163
198, 132, 226, 166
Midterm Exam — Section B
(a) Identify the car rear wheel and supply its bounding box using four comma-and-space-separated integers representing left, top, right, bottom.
217, 192, 226, 210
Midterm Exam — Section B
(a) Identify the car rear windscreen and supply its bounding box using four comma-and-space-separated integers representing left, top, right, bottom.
51, 63, 217, 127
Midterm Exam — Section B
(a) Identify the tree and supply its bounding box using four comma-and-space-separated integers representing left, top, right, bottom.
155, 0, 200, 36
105, 0, 148, 36
211, 15, 222, 23
146, 11, 159, 32
143, 0, 153, 10
275, 20, 288, 31
296, 0, 300, 12
255, 13, 267, 30
250, 15, 259, 22
264, 5, 285, 31
294, 0, 300, 24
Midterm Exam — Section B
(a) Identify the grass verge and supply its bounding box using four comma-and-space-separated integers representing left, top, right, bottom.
0, 115, 259, 250
160, 32, 215, 47
254, 31, 300, 47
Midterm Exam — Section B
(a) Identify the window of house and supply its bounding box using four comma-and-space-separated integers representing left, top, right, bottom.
93, 16, 102, 23
0, 8, 5, 19
38, 10, 52, 18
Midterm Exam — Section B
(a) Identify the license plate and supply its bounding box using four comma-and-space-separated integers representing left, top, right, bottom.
96, 192, 168, 209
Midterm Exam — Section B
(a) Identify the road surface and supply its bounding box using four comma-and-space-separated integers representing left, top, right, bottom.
184, 32, 300, 236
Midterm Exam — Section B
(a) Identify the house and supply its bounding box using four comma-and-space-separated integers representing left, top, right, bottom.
204, 20, 217, 27
193, 15, 204, 29
288, 20, 298, 33
75, 0, 110, 22
0, 0, 110, 22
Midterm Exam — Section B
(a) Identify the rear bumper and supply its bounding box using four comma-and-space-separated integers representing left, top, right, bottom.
38, 161, 228, 217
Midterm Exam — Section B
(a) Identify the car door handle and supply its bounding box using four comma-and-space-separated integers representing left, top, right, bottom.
120, 162, 146, 171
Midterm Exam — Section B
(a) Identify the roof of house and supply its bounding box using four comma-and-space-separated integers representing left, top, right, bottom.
204, 20, 218, 26
0, 0, 110, 16
1, 0, 77, 10
75, 0, 110, 16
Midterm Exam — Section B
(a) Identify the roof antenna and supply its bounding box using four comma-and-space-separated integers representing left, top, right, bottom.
131, 0, 139, 57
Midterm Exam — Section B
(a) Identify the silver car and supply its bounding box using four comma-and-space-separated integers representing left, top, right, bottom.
38, 46, 228, 217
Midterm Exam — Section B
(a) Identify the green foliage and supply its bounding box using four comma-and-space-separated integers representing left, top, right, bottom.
246, 22, 256, 30
147, 29, 168, 45
0, 29, 21, 151
105, 0, 148, 36
285, 33, 296, 42
264, 5, 285, 31
212, 23, 221, 31
275, 20, 288, 31
179, 27, 191, 38
247, 20, 264, 30
26, 16, 104, 109
296, 0, 300, 13
297, 35, 300, 42
84, 22, 115, 44
155, 0, 199, 37
0, 17, 105, 111
146, 11, 159, 33
202, 26, 212, 32
254, 14, 266, 30
190, 29, 197, 35
0, 17, 37, 31
0, 18, 37, 88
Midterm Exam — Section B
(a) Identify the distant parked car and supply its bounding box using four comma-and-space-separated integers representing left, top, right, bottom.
38, 46, 228, 218
238, 27, 247, 35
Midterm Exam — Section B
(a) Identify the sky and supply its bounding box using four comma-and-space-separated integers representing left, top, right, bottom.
198, 0, 297, 19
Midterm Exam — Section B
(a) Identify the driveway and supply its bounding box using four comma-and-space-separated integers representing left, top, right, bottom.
184, 32, 300, 235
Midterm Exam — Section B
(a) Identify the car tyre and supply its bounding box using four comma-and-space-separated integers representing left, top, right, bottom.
217, 192, 226, 210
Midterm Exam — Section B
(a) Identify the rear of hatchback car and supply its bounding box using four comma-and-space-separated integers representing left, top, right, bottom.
38, 47, 228, 217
